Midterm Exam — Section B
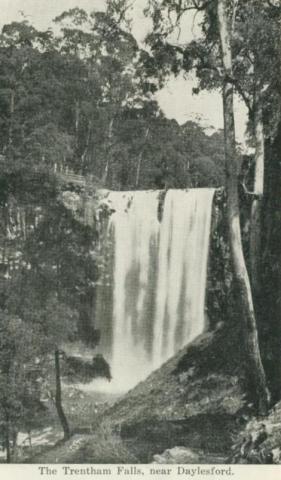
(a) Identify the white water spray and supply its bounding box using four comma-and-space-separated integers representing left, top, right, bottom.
96, 189, 215, 391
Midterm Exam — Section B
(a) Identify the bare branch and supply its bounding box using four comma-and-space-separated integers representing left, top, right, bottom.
235, 85, 253, 113
174, 5, 200, 23
164, 0, 213, 37
241, 180, 261, 199
192, 9, 202, 35
245, 51, 255, 66
109, 0, 135, 27
192, 0, 212, 10
226, 75, 253, 112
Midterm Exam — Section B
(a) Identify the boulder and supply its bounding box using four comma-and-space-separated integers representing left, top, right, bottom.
153, 447, 202, 464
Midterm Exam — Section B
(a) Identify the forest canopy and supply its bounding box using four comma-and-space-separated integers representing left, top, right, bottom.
0, 7, 226, 194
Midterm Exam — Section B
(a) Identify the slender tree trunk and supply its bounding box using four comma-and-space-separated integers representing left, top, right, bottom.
28, 430, 32, 448
250, 98, 264, 292
8, 90, 15, 146
81, 120, 92, 171
217, 0, 270, 414
136, 127, 149, 187
102, 118, 114, 184
11, 428, 18, 461
75, 100, 80, 150
55, 349, 70, 440
5, 417, 10, 463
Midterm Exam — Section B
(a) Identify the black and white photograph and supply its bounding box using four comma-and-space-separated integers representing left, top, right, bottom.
0, 0, 281, 470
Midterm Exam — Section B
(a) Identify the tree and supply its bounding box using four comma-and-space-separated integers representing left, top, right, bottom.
4, 198, 99, 439
216, 0, 270, 413
140, 0, 277, 412
229, 1, 281, 401
52, 7, 154, 181
225, 1, 281, 295
0, 311, 44, 461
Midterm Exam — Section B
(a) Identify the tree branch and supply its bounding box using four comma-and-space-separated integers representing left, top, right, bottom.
109, 0, 135, 27
192, 0, 212, 10
226, 75, 253, 112
241, 180, 260, 199
164, 0, 213, 36
266, 0, 281, 8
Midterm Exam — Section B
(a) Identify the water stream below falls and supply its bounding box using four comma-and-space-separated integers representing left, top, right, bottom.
95, 189, 215, 391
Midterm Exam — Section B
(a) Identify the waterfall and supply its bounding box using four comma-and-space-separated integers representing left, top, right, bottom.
96, 189, 215, 391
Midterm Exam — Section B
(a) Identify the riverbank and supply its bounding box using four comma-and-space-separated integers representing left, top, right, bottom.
29, 320, 250, 463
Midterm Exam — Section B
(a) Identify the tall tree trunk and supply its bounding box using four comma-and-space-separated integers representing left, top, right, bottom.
261, 123, 281, 402
102, 118, 114, 184
81, 120, 92, 172
11, 427, 18, 462
250, 98, 264, 292
75, 100, 80, 151
5, 416, 10, 463
217, 0, 270, 414
55, 349, 70, 440
8, 90, 15, 146
135, 127, 149, 187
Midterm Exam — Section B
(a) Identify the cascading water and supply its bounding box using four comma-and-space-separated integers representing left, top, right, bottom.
95, 189, 215, 391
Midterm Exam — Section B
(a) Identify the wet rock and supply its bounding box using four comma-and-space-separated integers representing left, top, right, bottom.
153, 447, 202, 464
